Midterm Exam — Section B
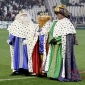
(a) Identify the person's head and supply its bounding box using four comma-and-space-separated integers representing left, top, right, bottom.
54, 4, 69, 20
37, 11, 51, 28
15, 9, 32, 23
55, 13, 65, 20
21, 14, 27, 17
19, 9, 28, 17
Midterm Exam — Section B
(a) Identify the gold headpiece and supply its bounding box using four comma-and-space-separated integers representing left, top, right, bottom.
54, 4, 69, 17
39, 11, 48, 16
58, 4, 66, 9
54, 4, 66, 12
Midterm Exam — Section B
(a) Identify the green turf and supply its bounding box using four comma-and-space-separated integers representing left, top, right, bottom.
0, 29, 85, 85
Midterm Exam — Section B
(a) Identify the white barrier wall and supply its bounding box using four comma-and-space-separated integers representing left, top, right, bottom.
0, 21, 85, 29
0, 21, 12, 29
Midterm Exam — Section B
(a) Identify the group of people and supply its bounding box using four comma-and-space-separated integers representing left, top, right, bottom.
7, 4, 81, 82
0, 0, 44, 21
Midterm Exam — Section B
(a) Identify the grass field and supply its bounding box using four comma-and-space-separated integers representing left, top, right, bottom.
0, 29, 85, 85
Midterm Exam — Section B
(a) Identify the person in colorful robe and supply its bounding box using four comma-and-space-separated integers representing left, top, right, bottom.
46, 4, 81, 81
32, 11, 52, 76
7, 9, 34, 76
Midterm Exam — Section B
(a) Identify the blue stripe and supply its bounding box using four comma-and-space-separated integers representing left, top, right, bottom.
14, 37, 20, 71
22, 38, 28, 70
8, 34, 15, 45
39, 35, 44, 54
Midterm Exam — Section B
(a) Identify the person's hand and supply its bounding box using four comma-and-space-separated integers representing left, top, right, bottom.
7, 39, 11, 44
22, 40, 27, 45
7, 39, 14, 45
74, 39, 78, 45
49, 38, 57, 45
73, 35, 78, 45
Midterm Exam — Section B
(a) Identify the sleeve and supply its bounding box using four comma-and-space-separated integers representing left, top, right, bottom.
68, 21, 76, 34
40, 21, 52, 35
7, 20, 16, 32
53, 21, 61, 38
72, 24, 76, 34
33, 24, 40, 36
7, 34, 15, 45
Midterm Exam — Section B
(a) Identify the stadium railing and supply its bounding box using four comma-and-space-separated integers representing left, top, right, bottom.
0, 21, 85, 29
0, 21, 12, 29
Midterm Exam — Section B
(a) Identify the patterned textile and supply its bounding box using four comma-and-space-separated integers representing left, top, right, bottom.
7, 20, 35, 38
53, 18, 76, 37
43, 21, 57, 72
7, 19, 39, 72
58, 34, 81, 82
8, 34, 28, 71
47, 36, 62, 78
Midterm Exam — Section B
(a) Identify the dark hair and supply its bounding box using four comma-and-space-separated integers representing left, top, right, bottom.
53, 6, 56, 9
54, 8, 65, 17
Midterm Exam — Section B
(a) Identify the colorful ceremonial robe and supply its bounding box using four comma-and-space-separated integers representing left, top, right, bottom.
7, 19, 38, 72
32, 40, 40, 75
46, 18, 81, 81
8, 34, 28, 71
32, 21, 52, 75
39, 21, 52, 73
44, 21, 57, 72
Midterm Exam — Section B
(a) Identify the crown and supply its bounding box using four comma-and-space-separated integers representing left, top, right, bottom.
37, 11, 48, 16
54, 4, 67, 12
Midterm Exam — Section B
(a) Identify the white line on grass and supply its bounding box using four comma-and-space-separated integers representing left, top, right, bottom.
0, 77, 35, 82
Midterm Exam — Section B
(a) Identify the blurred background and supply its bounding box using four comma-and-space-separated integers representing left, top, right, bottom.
0, 0, 85, 28
0, 1, 85, 84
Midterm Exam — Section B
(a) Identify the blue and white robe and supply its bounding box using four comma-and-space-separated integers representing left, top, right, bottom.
7, 18, 39, 72
8, 34, 28, 71
45, 18, 81, 81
